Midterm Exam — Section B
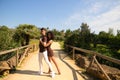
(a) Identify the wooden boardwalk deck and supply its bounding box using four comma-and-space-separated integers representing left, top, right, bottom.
1, 42, 86, 80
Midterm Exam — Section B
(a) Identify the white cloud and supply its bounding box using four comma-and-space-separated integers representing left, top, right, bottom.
64, 13, 81, 26
89, 2, 103, 14
89, 5, 120, 34
63, 1, 104, 28
63, 1, 120, 34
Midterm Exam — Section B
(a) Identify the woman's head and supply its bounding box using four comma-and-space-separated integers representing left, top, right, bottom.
47, 31, 54, 40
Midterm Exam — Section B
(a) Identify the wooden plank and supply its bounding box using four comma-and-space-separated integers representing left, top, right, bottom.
94, 57, 111, 80
94, 52, 120, 65
72, 48, 75, 60
16, 48, 19, 66
66, 45, 120, 65
0, 48, 18, 55
0, 44, 36, 71
0, 67, 11, 69
87, 54, 95, 69
18, 45, 31, 50
0, 45, 31, 55
18, 47, 31, 66
66, 45, 94, 54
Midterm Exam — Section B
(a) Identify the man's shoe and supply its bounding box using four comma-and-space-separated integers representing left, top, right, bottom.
50, 72, 55, 78
38, 71, 43, 75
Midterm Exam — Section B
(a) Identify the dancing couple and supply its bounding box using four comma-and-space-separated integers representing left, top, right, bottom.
38, 28, 61, 78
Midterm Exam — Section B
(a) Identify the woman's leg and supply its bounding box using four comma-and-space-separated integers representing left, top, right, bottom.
48, 57, 51, 73
51, 56, 61, 74
38, 52, 43, 74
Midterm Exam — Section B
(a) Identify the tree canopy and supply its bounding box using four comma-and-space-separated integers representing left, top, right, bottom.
13, 24, 40, 46
0, 26, 18, 51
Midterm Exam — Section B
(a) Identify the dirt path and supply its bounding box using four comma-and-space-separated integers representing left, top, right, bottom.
1, 42, 85, 80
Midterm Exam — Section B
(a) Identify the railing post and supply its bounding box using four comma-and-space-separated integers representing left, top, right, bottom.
33, 44, 35, 52
16, 48, 19, 67
94, 56, 111, 80
73, 48, 75, 60
87, 54, 95, 69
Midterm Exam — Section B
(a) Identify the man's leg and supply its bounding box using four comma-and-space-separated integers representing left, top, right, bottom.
43, 51, 53, 71
38, 52, 43, 74
43, 51, 55, 77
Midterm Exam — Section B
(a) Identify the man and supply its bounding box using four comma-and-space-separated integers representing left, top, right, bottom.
38, 28, 55, 78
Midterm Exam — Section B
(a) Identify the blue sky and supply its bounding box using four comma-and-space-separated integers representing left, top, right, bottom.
0, 0, 120, 34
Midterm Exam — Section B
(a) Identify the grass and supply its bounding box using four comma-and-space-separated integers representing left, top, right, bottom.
29, 39, 39, 45
58, 41, 64, 49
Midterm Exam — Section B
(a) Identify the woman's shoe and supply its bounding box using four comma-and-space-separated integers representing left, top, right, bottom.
58, 72, 61, 75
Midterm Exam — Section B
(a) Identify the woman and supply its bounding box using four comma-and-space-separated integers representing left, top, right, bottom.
40, 31, 61, 75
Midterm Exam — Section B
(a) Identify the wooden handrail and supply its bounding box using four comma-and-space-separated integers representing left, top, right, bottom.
94, 52, 120, 65
66, 44, 120, 65
0, 45, 31, 55
65, 44, 120, 80
0, 44, 38, 70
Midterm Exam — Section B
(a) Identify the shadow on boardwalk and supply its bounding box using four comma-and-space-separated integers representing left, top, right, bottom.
13, 70, 38, 75
58, 50, 97, 80
12, 70, 50, 77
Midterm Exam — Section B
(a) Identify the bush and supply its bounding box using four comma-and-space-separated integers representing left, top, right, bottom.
0, 26, 19, 51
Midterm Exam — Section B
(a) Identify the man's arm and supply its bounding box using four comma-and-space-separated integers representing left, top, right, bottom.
40, 36, 47, 47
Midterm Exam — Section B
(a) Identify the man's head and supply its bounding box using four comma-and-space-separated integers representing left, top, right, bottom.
40, 28, 46, 36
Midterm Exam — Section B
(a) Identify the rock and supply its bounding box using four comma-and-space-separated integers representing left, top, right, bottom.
102, 65, 120, 80
86, 64, 120, 80
0, 61, 10, 75
75, 54, 90, 69
0, 61, 9, 68
75, 54, 120, 80
3, 69, 9, 76
0, 55, 16, 75
7, 56, 16, 69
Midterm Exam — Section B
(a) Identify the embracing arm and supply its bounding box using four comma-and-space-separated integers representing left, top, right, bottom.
40, 40, 53, 47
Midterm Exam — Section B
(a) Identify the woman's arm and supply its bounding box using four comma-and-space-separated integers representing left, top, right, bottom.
40, 40, 53, 47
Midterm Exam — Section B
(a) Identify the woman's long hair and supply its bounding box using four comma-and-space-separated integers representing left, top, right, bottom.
47, 31, 54, 40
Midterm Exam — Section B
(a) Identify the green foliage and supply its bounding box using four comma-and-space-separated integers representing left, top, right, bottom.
0, 26, 19, 51
0, 25, 40, 61
64, 23, 91, 49
29, 39, 39, 44
79, 23, 91, 49
59, 41, 64, 49
13, 24, 40, 46
0, 52, 15, 61
64, 29, 72, 38
0, 26, 19, 62
64, 23, 120, 69
51, 29, 65, 41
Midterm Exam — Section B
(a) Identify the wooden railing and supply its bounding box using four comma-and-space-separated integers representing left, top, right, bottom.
65, 44, 120, 80
0, 44, 38, 71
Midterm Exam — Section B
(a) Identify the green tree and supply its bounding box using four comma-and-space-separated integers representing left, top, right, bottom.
79, 23, 91, 49
0, 26, 18, 51
51, 29, 65, 41
98, 31, 109, 44
14, 24, 39, 46
64, 29, 72, 39
64, 29, 80, 45
64, 23, 91, 49
91, 32, 99, 48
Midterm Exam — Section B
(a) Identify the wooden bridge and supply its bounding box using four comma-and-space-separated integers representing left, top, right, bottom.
0, 42, 120, 80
